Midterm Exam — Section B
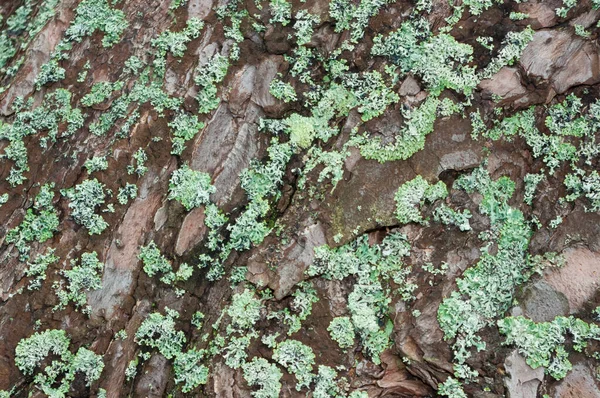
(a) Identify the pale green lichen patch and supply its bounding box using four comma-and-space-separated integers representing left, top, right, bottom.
15, 329, 104, 396
54, 252, 104, 314
168, 164, 215, 211
498, 316, 600, 380
6, 183, 59, 260
394, 176, 447, 225
62, 178, 110, 235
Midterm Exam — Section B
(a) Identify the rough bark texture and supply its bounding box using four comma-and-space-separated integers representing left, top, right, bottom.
1, 0, 600, 397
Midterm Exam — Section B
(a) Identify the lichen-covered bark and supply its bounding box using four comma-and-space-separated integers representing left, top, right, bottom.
1, 0, 600, 397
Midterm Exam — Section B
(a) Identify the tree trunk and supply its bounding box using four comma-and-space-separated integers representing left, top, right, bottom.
1, 0, 600, 397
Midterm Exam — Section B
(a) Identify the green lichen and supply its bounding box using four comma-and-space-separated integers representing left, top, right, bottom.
62, 178, 109, 235
65, 0, 128, 47
25, 248, 58, 290
438, 166, 534, 367
173, 348, 209, 392
498, 315, 600, 380
6, 183, 59, 260
15, 329, 104, 396
117, 183, 138, 205
269, 78, 297, 103
226, 289, 264, 333
135, 308, 186, 360
152, 18, 204, 58
343, 71, 399, 121
84, 155, 109, 173
328, 317, 355, 349
242, 357, 283, 398
168, 164, 215, 211
372, 19, 477, 96
273, 339, 315, 390
54, 252, 104, 314
351, 96, 445, 162
394, 176, 447, 225
81, 81, 124, 107
1, 90, 83, 185
169, 112, 205, 155
293, 11, 319, 46
195, 53, 229, 113
308, 232, 414, 363
269, 0, 292, 26
127, 148, 148, 176
138, 241, 176, 284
